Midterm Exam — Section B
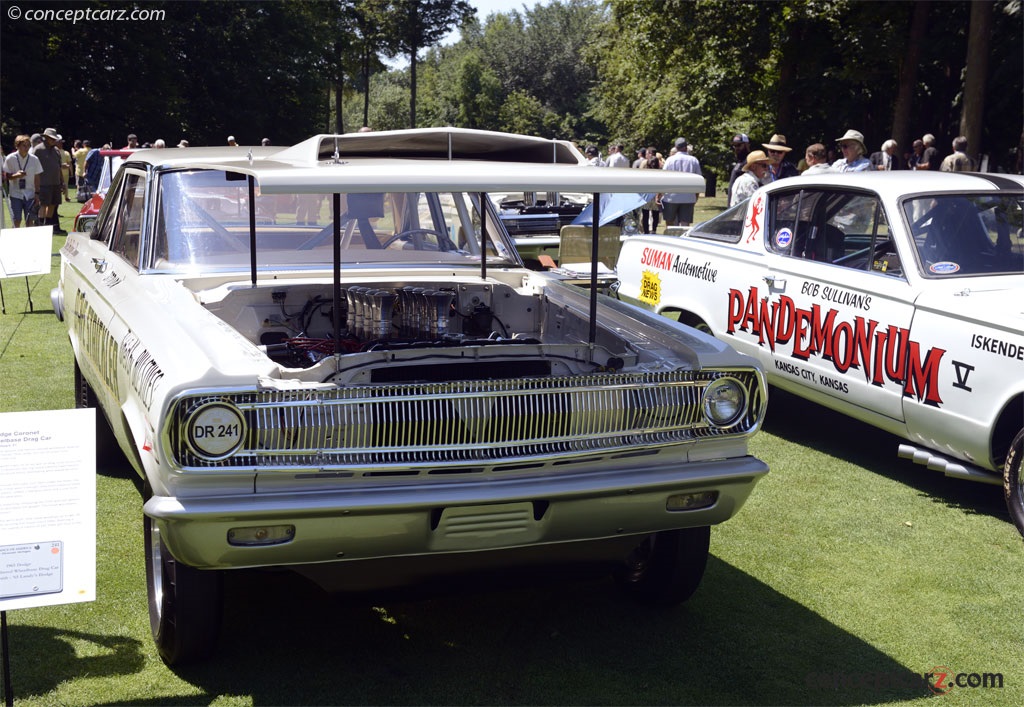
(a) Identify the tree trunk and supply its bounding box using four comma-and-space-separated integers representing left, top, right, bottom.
362, 45, 371, 129
892, 1, 929, 154
409, 43, 418, 129
960, 0, 991, 167
335, 79, 344, 134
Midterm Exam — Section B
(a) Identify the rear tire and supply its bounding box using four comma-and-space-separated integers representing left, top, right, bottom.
616, 526, 711, 606
144, 513, 223, 665
1004, 429, 1024, 538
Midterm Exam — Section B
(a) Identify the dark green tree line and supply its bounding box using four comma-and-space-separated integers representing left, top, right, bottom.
2, 0, 1020, 177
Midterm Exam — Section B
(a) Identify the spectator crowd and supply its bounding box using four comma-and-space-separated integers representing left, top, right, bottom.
581, 127, 991, 234
2, 131, 267, 231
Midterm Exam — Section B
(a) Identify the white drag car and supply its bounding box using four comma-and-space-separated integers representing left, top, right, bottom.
51, 129, 769, 664
617, 172, 1024, 537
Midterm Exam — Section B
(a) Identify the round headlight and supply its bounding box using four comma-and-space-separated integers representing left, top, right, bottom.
184, 401, 246, 460
702, 378, 746, 428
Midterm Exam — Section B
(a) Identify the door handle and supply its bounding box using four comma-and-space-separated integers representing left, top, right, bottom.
763, 273, 786, 289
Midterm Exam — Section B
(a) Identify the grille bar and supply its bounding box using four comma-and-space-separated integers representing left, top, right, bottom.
169, 370, 761, 469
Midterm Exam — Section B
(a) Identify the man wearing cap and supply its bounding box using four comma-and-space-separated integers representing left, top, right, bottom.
661, 137, 702, 227
730, 151, 770, 204
832, 129, 871, 172
762, 134, 799, 182
727, 134, 751, 206
32, 127, 68, 232
228, 136, 239, 147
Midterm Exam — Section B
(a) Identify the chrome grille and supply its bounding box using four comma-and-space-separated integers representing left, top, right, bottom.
168, 370, 762, 470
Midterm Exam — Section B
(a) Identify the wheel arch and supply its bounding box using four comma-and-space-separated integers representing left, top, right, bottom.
992, 392, 1024, 468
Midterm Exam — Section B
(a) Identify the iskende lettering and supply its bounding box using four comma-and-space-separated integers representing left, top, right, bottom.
971, 333, 1024, 361
727, 286, 945, 406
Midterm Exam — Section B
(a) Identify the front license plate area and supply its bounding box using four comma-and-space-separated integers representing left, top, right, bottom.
429, 502, 542, 551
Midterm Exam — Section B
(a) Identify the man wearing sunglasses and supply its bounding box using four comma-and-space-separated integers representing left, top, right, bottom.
761, 134, 799, 182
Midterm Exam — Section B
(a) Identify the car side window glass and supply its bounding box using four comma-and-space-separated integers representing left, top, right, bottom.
108, 172, 145, 269
688, 199, 746, 243
827, 194, 901, 276
93, 169, 127, 243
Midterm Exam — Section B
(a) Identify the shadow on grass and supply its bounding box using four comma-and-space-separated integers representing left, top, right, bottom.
762, 386, 1008, 526
4, 626, 144, 699
128, 559, 931, 706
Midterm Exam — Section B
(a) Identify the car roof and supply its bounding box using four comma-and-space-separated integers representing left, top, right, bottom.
766, 171, 1024, 194
123, 128, 706, 195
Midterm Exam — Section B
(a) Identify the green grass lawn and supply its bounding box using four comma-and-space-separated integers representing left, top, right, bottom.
1, 196, 1021, 706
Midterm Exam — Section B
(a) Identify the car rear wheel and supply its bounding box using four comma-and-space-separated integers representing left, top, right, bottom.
74, 361, 117, 461
1004, 429, 1024, 538
616, 526, 711, 606
144, 512, 223, 665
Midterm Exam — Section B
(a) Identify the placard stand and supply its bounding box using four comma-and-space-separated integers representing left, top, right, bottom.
1, 610, 12, 707
0, 408, 96, 707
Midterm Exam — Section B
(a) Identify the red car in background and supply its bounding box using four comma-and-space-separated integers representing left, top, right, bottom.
73, 149, 133, 232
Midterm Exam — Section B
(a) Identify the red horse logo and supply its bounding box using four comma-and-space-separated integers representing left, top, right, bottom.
745, 196, 763, 243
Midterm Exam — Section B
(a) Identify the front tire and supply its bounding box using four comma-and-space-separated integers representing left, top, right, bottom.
616, 526, 711, 606
1004, 429, 1024, 538
74, 360, 117, 461
144, 513, 223, 665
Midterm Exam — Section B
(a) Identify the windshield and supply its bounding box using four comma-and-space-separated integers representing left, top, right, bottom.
150, 170, 518, 272
903, 193, 1024, 277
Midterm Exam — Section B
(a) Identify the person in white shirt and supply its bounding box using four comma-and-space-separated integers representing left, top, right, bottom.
832, 129, 871, 172
730, 150, 770, 204
802, 143, 835, 175
3, 134, 44, 227
661, 138, 703, 227
605, 143, 630, 168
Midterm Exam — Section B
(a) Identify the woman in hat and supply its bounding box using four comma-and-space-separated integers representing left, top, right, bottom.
731, 150, 771, 204
832, 129, 871, 172
761, 134, 799, 182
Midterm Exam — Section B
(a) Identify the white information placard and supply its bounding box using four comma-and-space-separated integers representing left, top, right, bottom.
0, 226, 53, 278
0, 408, 96, 611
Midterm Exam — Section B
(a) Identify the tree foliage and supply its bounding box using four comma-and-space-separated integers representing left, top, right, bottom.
1, 0, 1020, 175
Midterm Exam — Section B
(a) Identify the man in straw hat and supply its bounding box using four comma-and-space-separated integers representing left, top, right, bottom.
832, 129, 871, 172
762, 134, 799, 182
731, 150, 771, 204
32, 127, 68, 233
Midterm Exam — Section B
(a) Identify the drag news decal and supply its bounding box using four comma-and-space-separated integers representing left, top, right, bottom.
725, 286, 947, 406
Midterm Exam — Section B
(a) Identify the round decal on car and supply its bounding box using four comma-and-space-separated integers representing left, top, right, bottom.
185, 401, 246, 460
775, 228, 793, 249
929, 261, 960, 274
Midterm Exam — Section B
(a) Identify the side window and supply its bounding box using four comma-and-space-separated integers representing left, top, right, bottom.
768, 189, 899, 276
688, 199, 746, 243
108, 172, 146, 269
93, 169, 127, 243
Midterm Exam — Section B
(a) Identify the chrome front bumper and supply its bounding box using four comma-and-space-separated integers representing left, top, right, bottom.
145, 455, 767, 570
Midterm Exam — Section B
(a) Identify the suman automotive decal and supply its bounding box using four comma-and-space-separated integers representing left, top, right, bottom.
726, 286, 946, 406
775, 228, 793, 249
929, 261, 960, 274
638, 248, 718, 281
971, 333, 1024, 361
638, 269, 662, 305
744, 195, 764, 243
120, 331, 165, 410
73, 289, 120, 398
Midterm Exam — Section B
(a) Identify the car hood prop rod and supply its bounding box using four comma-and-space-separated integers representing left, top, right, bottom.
247, 176, 258, 287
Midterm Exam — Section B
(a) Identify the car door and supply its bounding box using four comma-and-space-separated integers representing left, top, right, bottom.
70, 167, 150, 430
747, 186, 922, 423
